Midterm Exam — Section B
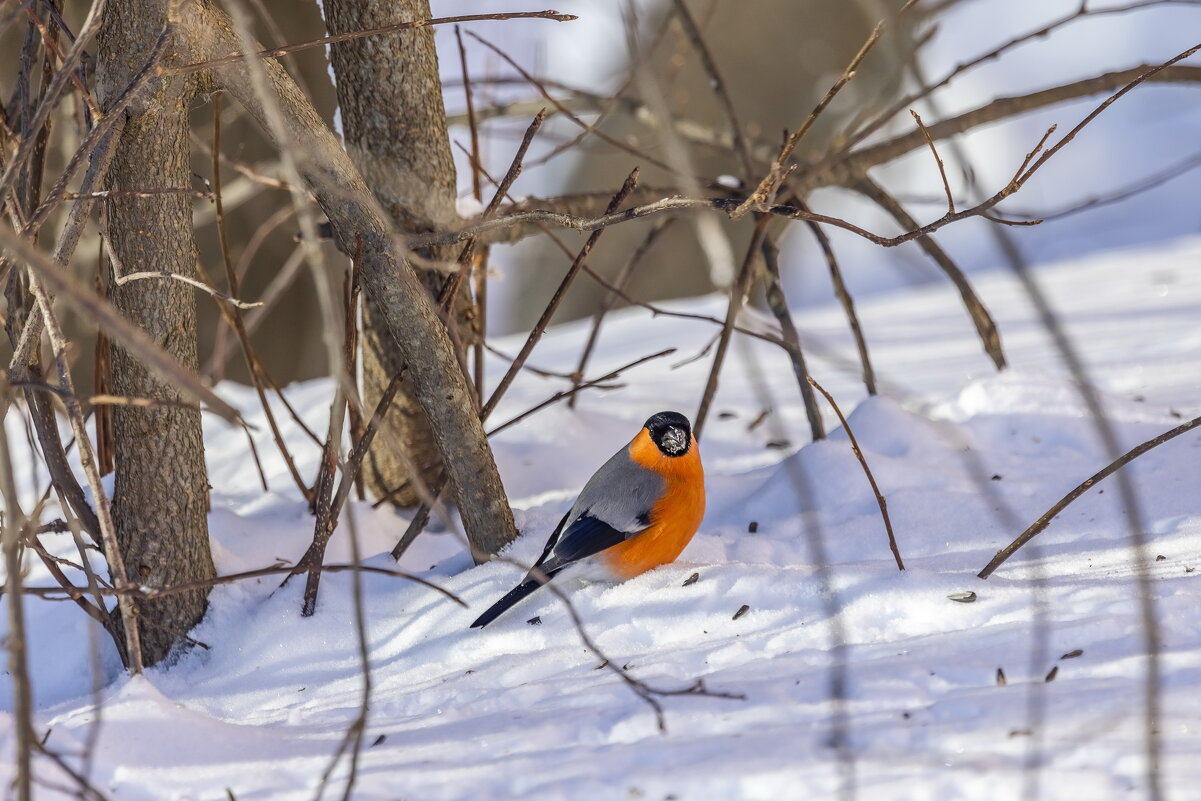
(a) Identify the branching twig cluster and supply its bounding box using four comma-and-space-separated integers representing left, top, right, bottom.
0, 1, 1195, 795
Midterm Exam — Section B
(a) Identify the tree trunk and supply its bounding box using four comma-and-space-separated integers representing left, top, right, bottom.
322, 0, 474, 508
97, 4, 215, 665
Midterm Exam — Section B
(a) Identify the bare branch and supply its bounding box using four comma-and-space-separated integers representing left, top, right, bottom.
807, 376, 904, 571
732, 20, 883, 218
480, 169, 641, 422
0, 224, 241, 423
910, 109, 954, 213
169, 10, 577, 74
113, 270, 263, 308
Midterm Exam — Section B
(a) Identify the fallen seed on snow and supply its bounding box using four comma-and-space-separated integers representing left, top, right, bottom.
1156, 554, 1167, 562
733, 604, 750, 620
682, 572, 700, 587
1060, 649, 1083, 660
1045, 666, 1059, 682
948, 591, 977, 603
996, 668, 1007, 686
526, 616, 542, 626
370, 734, 386, 747
748, 521, 759, 533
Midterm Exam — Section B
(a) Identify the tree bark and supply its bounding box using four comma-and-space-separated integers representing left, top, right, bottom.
97, 4, 215, 665
322, 0, 471, 508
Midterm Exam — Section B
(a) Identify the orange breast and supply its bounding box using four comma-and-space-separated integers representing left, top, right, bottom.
600, 429, 705, 580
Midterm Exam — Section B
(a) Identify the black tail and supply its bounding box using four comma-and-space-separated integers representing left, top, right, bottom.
470, 578, 544, 628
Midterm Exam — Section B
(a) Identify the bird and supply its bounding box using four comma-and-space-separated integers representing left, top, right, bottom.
470, 411, 705, 628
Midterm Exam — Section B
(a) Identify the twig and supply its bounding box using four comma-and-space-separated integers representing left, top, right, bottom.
827, 60, 1201, 193
437, 109, 547, 313
694, 215, 771, 439
326, 369, 405, 540
479, 168, 641, 421
0, 395, 35, 801
454, 24, 488, 405
760, 236, 824, 441
0, 0, 106, 205
0, 225, 240, 422
732, 20, 882, 218
843, 0, 1199, 151
113, 270, 263, 308
465, 30, 678, 175
982, 420, 1200, 576
568, 218, 673, 407
670, 0, 755, 181
13, 562, 465, 606
517, 558, 745, 734
171, 10, 577, 74
854, 177, 1005, 370
488, 349, 675, 438
807, 376, 904, 571
792, 196, 876, 395
23, 268, 144, 672
910, 109, 954, 214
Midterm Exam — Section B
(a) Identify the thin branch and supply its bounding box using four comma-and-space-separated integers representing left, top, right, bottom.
0, 394, 35, 801
465, 30, 678, 175
694, 215, 771, 439
807, 376, 904, 571
479, 168, 641, 422
437, 110, 547, 313
21, 270, 144, 672
568, 218, 673, 407
0, 225, 240, 422
113, 270, 263, 308
827, 61, 1201, 191
854, 177, 1005, 369
488, 349, 675, 438
792, 196, 876, 395
170, 10, 577, 74
910, 109, 954, 213
845, 0, 1201, 150
11, 562, 465, 606
670, 0, 755, 182
760, 236, 824, 441
732, 20, 882, 218
981, 417, 1200, 576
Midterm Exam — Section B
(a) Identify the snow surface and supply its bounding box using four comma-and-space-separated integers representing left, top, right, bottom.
2, 236, 1201, 800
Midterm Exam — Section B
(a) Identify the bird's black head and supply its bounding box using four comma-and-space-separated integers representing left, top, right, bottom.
644, 411, 692, 457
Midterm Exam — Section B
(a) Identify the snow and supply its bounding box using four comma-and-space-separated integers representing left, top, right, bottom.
3, 235, 1201, 799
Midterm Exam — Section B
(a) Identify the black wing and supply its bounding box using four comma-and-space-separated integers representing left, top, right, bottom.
540, 513, 634, 574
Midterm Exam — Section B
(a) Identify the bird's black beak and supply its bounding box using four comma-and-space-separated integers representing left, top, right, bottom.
661, 426, 686, 454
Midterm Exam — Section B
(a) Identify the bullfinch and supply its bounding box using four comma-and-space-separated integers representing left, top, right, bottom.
470, 411, 705, 628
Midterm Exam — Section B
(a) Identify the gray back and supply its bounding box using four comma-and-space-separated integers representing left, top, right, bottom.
565, 443, 663, 535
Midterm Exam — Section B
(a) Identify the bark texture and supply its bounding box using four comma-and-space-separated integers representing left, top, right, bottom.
97, 3, 215, 665
323, 0, 469, 507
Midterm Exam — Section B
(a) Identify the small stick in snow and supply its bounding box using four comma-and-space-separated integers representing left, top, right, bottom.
807, 376, 905, 571
977, 412, 1201, 579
